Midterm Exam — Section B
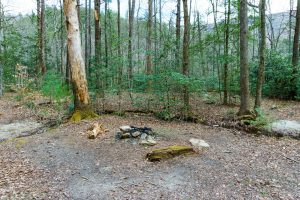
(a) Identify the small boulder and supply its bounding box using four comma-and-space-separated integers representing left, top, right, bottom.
120, 126, 132, 133
270, 120, 300, 138
131, 131, 141, 137
189, 138, 209, 149
140, 135, 157, 146
140, 133, 147, 140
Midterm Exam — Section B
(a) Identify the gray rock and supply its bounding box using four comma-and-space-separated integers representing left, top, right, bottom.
0, 121, 42, 141
140, 135, 157, 146
119, 125, 132, 133
140, 133, 147, 140
189, 138, 209, 149
115, 132, 131, 140
131, 131, 141, 137
270, 120, 300, 138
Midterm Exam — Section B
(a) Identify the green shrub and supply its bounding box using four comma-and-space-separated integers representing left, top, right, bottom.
250, 51, 295, 99
41, 70, 69, 101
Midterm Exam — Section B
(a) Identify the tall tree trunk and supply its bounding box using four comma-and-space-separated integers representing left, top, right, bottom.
238, 0, 251, 115
210, 0, 222, 101
146, 0, 153, 90
159, 0, 162, 47
254, 0, 266, 109
289, 0, 294, 53
94, 0, 102, 93
117, 0, 122, 110
37, 0, 46, 76
291, 0, 300, 98
104, 1, 108, 76
63, 0, 89, 108
136, 0, 141, 66
60, 0, 64, 77
84, 0, 88, 70
223, 0, 231, 104
176, 0, 181, 71
128, 0, 136, 88
88, 0, 92, 77
182, 0, 190, 112
77, 0, 81, 44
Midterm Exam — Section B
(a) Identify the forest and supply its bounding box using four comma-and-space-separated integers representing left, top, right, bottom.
0, 0, 299, 199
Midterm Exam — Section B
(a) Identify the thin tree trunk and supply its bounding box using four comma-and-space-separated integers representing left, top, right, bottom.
176, 0, 181, 71
146, 0, 153, 90
94, 0, 102, 92
117, 0, 122, 110
60, 0, 64, 77
104, 1, 108, 75
63, 0, 89, 108
88, 0, 92, 77
84, 0, 88, 70
210, 0, 222, 101
159, 0, 162, 47
182, 0, 190, 112
128, 0, 136, 88
37, 0, 46, 76
223, 0, 231, 104
255, 0, 266, 109
289, 0, 294, 53
238, 0, 251, 115
136, 0, 141, 65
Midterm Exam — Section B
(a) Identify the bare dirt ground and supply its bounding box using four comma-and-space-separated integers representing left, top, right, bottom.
0, 93, 300, 199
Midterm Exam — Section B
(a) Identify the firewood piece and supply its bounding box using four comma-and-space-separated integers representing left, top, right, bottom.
87, 123, 109, 139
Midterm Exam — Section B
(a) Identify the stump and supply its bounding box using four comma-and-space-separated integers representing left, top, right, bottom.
146, 145, 195, 162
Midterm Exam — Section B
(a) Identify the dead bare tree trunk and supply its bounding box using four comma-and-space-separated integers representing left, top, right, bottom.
238, 0, 252, 116
146, 0, 153, 90
254, 0, 266, 110
63, 0, 90, 109
182, 0, 190, 112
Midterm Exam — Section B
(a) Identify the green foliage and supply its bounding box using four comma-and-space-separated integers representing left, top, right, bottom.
243, 109, 271, 128
41, 70, 69, 101
155, 110, 173, 121
250, 51, 297, 99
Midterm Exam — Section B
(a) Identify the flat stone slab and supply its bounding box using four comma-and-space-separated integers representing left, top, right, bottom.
270, 120, 300, 139
0, 121, 42, 141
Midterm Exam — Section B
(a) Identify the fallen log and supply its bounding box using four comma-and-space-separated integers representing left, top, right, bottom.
146, 145, 195, 162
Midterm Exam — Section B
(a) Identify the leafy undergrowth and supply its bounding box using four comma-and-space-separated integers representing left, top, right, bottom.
91, 92, 299, 135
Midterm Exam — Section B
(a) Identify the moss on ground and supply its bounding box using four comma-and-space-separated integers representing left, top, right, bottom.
70, 108, 99, 122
